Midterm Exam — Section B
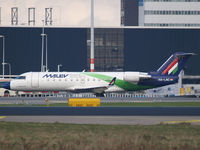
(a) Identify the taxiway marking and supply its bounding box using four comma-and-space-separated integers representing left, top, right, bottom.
0, 116, 6, 119
161, 120, 200, 124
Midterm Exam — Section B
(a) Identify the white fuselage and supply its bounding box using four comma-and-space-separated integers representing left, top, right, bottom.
10, 71, 150, 93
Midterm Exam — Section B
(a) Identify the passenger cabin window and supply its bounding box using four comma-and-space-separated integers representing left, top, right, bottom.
15, 76, 26, 79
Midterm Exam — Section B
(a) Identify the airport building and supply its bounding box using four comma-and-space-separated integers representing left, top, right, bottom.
121, 0, 200, 27
1, 0, 200, 27
139, 0, 200, 27
0, 26, 199, 75
121, 0, 138, 26
87, 28, 124, 71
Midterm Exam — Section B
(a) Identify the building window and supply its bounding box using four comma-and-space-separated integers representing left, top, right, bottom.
45, 8, 53, 25
145, 10, 200, 15
144, 0, 200, 2
144, 23, 200, 27
11, 7, 18, 25
87, 28, 124, 71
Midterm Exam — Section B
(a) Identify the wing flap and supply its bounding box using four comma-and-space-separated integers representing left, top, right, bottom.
72, 86, 107, 94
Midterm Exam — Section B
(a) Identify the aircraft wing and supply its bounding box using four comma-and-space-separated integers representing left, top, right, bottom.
71, 77, 116, 94
73, 86, 108, 94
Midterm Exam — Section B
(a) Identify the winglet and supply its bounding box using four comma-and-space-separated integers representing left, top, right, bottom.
108, 77, 116, 86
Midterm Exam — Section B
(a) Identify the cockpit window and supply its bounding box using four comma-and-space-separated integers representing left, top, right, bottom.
15, 76, 26, 79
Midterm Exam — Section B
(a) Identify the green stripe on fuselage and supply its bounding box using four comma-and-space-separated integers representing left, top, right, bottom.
82, 72, 153, 91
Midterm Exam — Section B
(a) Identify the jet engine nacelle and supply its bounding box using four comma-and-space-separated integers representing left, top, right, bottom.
123, 72, 140, 83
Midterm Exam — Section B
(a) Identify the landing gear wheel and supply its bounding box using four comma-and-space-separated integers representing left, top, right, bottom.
95, 93, 105, 97
4, 90, 10, 97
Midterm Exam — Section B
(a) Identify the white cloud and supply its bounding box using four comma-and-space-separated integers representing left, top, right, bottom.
62, 0, 91, 26
95, 0, 120, 26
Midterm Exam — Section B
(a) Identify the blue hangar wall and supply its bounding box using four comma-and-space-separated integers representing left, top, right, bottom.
0, 27, 87, 74
0, 27, 199, 75
124, 28, 200, 75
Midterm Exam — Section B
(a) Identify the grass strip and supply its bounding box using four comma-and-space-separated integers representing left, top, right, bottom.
0, 122, 200, 150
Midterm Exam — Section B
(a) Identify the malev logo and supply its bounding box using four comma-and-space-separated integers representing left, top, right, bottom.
43, 74, 68, 78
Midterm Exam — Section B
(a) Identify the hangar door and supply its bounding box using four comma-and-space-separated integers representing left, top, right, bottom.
31, 72, 39, 87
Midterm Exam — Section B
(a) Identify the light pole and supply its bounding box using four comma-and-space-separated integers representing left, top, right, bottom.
45, 34, 48, 72
57, 64, 62, 72
5, 63, 11, 77
42, 65, 46, 73
41, 20, 48, 72
41, 20, 45, 72
0, 35, 5, 78
41, 33, 48, 72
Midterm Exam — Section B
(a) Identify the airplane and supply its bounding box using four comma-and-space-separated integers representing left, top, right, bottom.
3, 52, 194, 96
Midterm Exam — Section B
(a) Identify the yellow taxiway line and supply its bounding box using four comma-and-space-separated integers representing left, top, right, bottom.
161, 120, 200, 124
0, 116, 6, 119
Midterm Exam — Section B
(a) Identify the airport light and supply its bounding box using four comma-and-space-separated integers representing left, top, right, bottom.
0, 35, 5, 78
58, 64, 62, 72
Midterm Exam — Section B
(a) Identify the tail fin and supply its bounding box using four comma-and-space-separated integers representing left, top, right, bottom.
153, 52, 195, 76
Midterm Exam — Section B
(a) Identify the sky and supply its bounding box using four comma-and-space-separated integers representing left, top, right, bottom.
0, 0, 120, 27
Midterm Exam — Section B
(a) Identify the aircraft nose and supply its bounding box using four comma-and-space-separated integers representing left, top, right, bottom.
3, 82, 10, 90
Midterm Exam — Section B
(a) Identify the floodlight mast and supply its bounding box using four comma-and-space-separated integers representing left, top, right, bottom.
90, 0, 94, 72
41, 20, 48, 72
0, 35, 5, 78
41, 20, 45, 72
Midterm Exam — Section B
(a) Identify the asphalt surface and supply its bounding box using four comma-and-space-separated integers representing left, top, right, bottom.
0, 97, 200, 125
0, 106, 200, 116
1, 116, 200, 125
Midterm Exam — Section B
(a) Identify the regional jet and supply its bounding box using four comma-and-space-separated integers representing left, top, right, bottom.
3, 52, 194, 96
